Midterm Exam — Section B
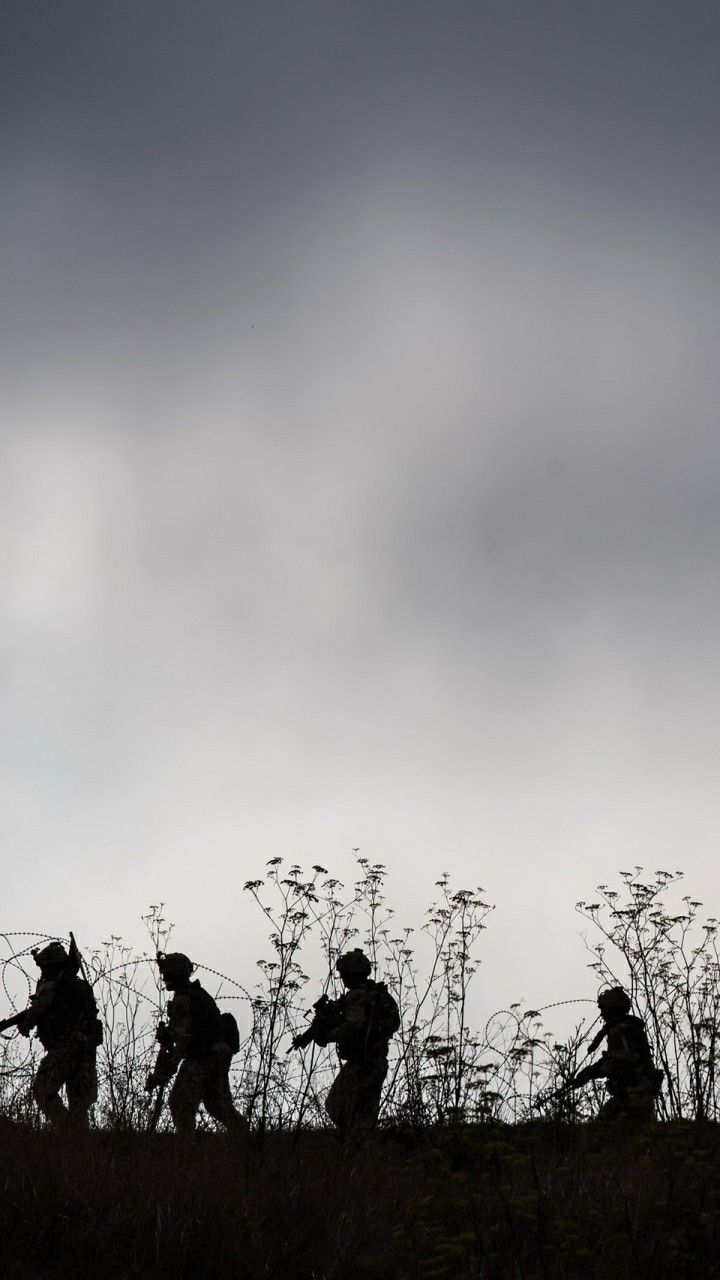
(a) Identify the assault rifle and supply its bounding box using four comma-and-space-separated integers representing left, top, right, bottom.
288, 993, 341, 1052
145, 1020, 175, 1130
147, 1083, 166, 1132
0, 1010, 28, 1036
535, 1058, 664, 1109
534, 1060, 606, 1108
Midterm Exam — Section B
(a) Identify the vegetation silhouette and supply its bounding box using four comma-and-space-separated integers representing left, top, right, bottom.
2, 861, 720, 1276
2, 860, 720, 1129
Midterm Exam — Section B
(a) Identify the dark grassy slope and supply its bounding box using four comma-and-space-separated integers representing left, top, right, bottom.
3, 1120, 720, 1279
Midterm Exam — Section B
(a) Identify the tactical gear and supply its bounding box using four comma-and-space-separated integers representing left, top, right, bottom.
150, 974, 246, 1133
598, 987, 632, 1013
24, 973, 101, 1051
219, 1011, 240, 1055
538, 1000, 661, 1123
33, 942, 70, 970
290, 993, 342, 1051
6, 968, 102, 1128
293, 974, 400, 1136
157, 952, 194, 982
184, 982, 226, 1055
336, 949, 372, 977
147, 1083, 166, 1132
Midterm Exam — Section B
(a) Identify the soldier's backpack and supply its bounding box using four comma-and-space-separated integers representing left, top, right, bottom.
369, 981, 401, 1039
186, 981, 224, 1054
219, 1011, 240, 1055
37, 974, 103, 1049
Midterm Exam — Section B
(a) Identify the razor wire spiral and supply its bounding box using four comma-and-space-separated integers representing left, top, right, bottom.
0, 927, 605, 1128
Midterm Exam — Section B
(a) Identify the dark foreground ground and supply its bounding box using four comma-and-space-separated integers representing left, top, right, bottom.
4, 1118, 720, 1279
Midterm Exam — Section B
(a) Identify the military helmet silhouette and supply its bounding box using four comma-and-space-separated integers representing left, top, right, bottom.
32, 941, 69, 969
157, 952, 194, 981
336, 948, 372, 976
598, 986, 631, 1013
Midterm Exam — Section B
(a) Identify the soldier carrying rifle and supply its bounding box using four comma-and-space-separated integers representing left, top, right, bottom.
290, 948, 400, 1137
541, 987, 663, 1122
0, 935, 102, 1129
146, 951, 246, 1135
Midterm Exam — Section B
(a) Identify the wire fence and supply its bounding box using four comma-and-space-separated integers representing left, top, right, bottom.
1, 862, 715, 1129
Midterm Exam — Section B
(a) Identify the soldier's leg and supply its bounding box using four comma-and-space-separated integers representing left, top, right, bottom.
625, 1080, 657, 1123
201, 1057, 247, 1134
354, 1056, 388, 1133
325, 1063, 359, 1134
598, 1089, 626, 1122
65, 1051, 99, 1130
33, 1047, 71, 1126
168, 1059, 203, 1133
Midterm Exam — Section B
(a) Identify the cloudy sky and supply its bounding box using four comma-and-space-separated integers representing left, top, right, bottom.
2, 1, 719, 1022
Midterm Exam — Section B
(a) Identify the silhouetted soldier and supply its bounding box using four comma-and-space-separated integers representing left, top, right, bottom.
146, 952, 246, 1135
549, 987, 663, 1121
0, 938, 101, 1129
291, 948, 400, 1137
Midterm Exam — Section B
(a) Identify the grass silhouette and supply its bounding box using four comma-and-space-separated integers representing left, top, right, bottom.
3, 1118, 720, 1278
5, 862, 720, 1275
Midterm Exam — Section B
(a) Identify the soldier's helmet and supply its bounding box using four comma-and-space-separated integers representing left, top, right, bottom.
598, 986, 631, 1014
335, 948, 372, 977
32, 941, 69, 970
156, 952, 194, 981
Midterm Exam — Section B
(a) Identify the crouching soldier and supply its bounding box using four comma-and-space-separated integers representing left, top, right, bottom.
0, 938, 101, 1129
291, 948, 400, 1137
146, 952, 246, 1135
547, 986, 663, 1122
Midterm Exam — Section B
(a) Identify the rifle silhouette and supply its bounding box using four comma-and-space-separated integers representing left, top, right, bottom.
288, 993, 341, 1052
145, 1020, 174, 1130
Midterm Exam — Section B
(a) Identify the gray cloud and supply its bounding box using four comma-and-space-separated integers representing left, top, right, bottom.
2, 2, 720, 1018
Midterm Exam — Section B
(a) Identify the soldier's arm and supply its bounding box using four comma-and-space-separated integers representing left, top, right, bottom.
167, 993, 194, 1061
605, 1022, 640, 1069
327, 992, 371, 1058
534, 1058, 606, 1107
570, 1059, 608, 1090
0, 1008, 32, 1034
291, 997, 341, 1050
147, 996, 191, 1087
290, 1025, 316, 1051
331, 992, 364, 1037
12, 984, 56, 1034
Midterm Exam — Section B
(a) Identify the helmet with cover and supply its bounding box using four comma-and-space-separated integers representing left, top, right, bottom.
157, 952, 194, 983
335, 948, 372, 978
597, 986, 631, 1014
32, 941, 69, 971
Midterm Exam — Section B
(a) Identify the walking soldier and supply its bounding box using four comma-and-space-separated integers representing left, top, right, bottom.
291, 948, 400, 1137
146, 951, 246, 1134
0, 937, 101, 1129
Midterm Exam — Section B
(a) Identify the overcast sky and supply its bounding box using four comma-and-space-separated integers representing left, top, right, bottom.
2, 2, 720, 1025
